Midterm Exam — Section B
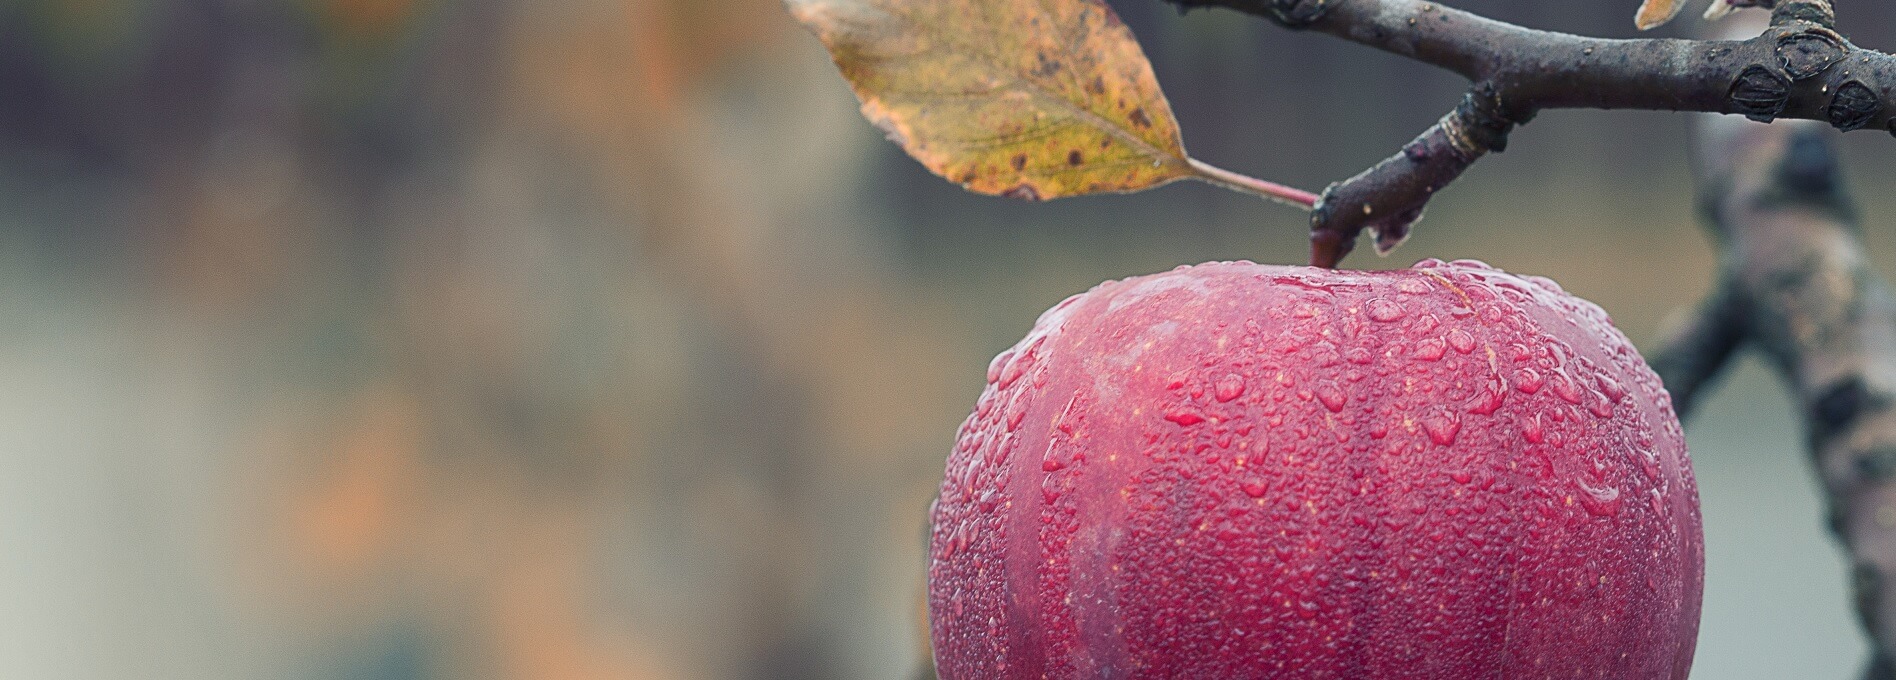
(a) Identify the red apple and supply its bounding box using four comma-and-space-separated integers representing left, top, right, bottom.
929, 259, 1702, 679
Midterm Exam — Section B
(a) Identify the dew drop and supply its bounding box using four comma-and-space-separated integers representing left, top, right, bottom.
1297, 600, 1322, 620
1450, 470, 1473, 484
975, 391, 997, 418
1550, 372, 1584, 405
1587, 396, 1616, 419
1423, 409, 1462, 446
1449, 259, 1495, 270
1241, 478, 1269, 498
987, 350, 1014, 385
1396, 278, 1433, 295
1316, 382, 1348, 413
1006, 397, 1029, 430
998, 356, 1028, 389
1365, 298, 1407, 322
1415, 338, 1448, 361
1412, 258, 1447, 269
1576, 479, 1622, 517
1468, 378, 1508, 415
1165, 410, 1206, 426
1446, 329, 1477, 354
1346, 348, 1374, 365
1514, 368, 1545, 394
1596, 374, 1627, 402
1521, 413, 1545, 444
1215, 374, 1247, 402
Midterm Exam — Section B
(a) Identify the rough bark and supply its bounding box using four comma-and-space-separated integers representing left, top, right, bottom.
1167, 0, 1895, 266
1651, 113, 1896, 678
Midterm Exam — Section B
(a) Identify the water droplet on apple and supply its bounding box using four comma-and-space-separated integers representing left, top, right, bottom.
1241, 478, 1269, 498
1316, 381, 1347, 413
1514, 368, 1544, 394
987, 350, 1014, 384
1215, 374, 1246, 402
1297, 600, 1322, 620
1165, 410, 1206, 426
1468, 378, 1508, 415
1577, 479, 1623, 517
1550, 371, 1584, 405
1415, 338, 1447, 361
1447, 329, 1477, 354
1521, 413, 1545, 444
1596, 374, 1627, 402
1423, 409, 1461, 446
1365, 297, 1406, 322
1412, 258, 1447, 268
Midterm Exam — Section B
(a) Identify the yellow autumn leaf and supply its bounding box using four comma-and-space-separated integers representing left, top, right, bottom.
787, 0, 1203, 201
1635, 0, 1688, 29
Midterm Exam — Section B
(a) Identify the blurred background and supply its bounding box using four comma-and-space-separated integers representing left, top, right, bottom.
0, 0, 1892, 678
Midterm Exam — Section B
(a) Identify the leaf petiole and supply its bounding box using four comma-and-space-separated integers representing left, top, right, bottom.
1186, 158, 1319, 209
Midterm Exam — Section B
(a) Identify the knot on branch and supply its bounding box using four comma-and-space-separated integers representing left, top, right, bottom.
1267, 0, 1343, 27
1447, 83, 1516, 154
1729, 65, 1791, 122
1777, 29, 1847, 80
1829, 81, 1879, 132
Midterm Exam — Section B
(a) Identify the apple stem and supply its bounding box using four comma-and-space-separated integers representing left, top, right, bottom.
1186, 158, 1319, 209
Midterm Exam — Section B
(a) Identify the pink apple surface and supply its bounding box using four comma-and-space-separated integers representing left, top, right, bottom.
929, 259, 1703, 679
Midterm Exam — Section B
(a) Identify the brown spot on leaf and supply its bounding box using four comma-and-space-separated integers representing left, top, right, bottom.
793, 0, 1194, 200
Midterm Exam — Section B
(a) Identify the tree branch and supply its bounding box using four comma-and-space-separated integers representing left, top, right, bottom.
1662, 112, 1896, 678
1167, 0, 1896, 266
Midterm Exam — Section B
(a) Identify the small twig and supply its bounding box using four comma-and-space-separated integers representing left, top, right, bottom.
1166, 0, 1896, 266
1647, 284, 1747, 418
